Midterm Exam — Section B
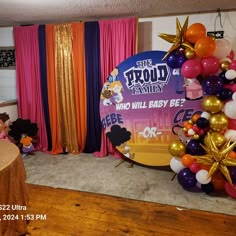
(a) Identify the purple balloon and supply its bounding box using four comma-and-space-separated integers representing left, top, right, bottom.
177, 168, 197, 188
166, 50, 186, 69
229, 167, 236, 183
202, 75, 224, 95
186, 140, 206, 155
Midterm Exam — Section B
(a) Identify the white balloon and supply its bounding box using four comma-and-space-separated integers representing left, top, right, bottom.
201, 111, 211, 120
187, 128, 195, 136
213, 39, 232, 59
170, 156, 185, 173
233, 92, 236, 101
225, 129, 236, 142
196, 169, 211, 184
225, 69, 236, 80
220, 57, 232, 63
223, 100, 236, 119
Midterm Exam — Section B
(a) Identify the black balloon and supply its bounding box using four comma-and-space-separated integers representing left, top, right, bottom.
196, 117, 209, 129
201, 182, 214, 194
219, 71, 232, 84
218, 88, 233, 101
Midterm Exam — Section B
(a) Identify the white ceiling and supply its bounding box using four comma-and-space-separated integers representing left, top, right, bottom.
0, 0, 236, 27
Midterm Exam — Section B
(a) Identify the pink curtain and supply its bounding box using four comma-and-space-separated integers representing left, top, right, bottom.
13, 25, 48, 151
95, 17, 137, 157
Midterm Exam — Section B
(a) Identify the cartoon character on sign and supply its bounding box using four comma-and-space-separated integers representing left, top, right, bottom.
183, 78, 203, 100
110, 81, 124, 103
107, 67, 120, 83
101, 82, 113, 106
107, 124, 135, 160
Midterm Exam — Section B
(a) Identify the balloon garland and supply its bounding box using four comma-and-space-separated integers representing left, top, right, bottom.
160, 17, 236, 199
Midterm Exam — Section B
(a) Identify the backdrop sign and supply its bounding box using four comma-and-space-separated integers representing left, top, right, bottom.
100, 51, 203, 166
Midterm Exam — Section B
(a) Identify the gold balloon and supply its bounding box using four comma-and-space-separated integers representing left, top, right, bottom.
220, 61, 230, 71
168, 140, 186, 157
184, 48, 195, 59
192, 134, 200, 140
158, 16, 194, 60
202, 95, 224, 114
204, 132, 226, 148
209, 112, 229, 131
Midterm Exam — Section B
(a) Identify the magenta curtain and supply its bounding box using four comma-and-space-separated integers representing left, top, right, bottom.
13, 25, 48, 151
95, 17, 137, 157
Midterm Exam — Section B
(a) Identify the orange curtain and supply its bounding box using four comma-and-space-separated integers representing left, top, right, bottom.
45, 25, 63, 154
71, 22, 87, 152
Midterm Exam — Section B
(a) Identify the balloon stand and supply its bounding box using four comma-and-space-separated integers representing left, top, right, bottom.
162, 17, 236, 199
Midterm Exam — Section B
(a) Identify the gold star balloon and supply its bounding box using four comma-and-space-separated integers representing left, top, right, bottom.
158, 16, 194, 60
194, 133, 236, 185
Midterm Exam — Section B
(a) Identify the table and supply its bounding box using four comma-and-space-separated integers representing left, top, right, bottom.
0, 140, 29, 236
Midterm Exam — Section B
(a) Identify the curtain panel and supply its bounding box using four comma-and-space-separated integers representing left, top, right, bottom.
13, 17, 137, 155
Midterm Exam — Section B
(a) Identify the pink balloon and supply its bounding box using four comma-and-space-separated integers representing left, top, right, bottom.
189, 162, 200, 173
201, 56, 220, 75
227, 50, 235, 60
225, 83, 236, 92
228, 118, 236, 129
225, 182, 236, 198
181, 59, 202, 78
229, 60, 236, 70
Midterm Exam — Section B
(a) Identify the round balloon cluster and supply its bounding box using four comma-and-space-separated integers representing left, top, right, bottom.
164, 20, 236, 199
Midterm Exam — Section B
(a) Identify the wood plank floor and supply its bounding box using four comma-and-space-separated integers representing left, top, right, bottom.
25, 184, 236, 236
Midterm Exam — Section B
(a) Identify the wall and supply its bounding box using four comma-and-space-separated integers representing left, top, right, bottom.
1, 11, 236, 101
0, 27, 16, 100
138, 11, 236, 52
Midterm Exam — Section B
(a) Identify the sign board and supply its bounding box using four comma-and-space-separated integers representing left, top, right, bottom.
100, 51, 203, 166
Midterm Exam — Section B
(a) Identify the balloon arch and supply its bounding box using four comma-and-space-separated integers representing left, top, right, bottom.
161, 17, 236, 199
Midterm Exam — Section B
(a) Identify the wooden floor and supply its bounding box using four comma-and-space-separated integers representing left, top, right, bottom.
25, 184, 236, 236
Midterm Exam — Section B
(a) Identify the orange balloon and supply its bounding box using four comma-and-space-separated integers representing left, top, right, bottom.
181, 154, 194, 167
228, 151, 236, 159
186, 23, 206, 44
194, 37, 216, 58
211, 172, 225, 191
191, 113, 201, 123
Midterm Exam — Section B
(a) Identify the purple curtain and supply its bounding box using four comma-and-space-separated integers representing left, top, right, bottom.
83, 22, 102, 153
38, 25, 52, 151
